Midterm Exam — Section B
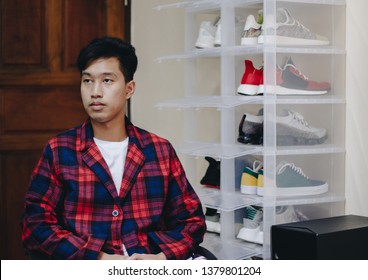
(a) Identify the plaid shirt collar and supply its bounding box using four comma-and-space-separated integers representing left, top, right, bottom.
78, 116, 146, 152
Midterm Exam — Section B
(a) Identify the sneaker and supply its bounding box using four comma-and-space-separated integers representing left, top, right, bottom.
237, 206, 263, 244
276, 109, 328, 145
240, 160, 263, 195
258, 161, 328, 196
258, 8, 329, 46
241, 13, 263, 45
256, 169, 264, 196
214, 17, 221, 47
237, 60, 263, 96
275, 205, 308, 224
200, 156, 220, 188
205, 208, 221, 233
195, 21, 217, 49
272, 56, 331, 95
195, 17, 220, 49
237, 112, 263, 145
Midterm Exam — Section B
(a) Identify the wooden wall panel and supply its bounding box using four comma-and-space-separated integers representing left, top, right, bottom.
0, 151, 41, 259
1, 0, 46, 67
1, 87, 86, 133
63, 0, 105, 69
0, 0, 129, 260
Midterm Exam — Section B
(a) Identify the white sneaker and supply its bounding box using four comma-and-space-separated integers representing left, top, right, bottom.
214, 17, 221, 47
205, 214, 221, 233
241, 13, 263, 45
195, 18, 218, 49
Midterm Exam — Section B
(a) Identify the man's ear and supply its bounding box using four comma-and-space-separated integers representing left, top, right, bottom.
125, 80, 135, 99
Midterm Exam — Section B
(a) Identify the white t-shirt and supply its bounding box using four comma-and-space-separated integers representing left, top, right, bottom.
93, 137, 129, 194
94, 137, 129, 256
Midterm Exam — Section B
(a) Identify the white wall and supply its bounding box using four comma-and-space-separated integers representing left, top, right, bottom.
131, 0, 368, 216
345, 0, 368, 216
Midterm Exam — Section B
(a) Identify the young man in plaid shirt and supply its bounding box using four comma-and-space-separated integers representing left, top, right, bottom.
21, 37, 206, 260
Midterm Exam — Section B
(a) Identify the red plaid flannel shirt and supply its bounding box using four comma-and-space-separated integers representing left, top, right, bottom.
21, 118, 206, 259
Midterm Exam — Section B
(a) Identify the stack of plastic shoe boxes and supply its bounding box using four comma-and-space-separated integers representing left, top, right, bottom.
156, 0, 346, 260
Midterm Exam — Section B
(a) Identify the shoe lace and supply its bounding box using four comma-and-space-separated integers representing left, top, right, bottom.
245, 207, 262, 227
295, 18, 312, 34
253, 160, 263, 172
289, 110, 311, 128
277, 162, 309, 179
287, 63, 309, 80
295, 209, 309, 221
285, 8, 316, 39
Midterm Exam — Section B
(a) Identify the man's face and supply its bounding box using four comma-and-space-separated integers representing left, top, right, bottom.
80, 57, 134, 125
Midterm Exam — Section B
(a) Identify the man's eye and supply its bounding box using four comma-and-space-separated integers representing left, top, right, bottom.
82, 79, 92, 84
104, 79, 113, 84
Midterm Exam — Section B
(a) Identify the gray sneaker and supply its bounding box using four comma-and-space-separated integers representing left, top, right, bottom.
258, 8, 329, 46
276, 109, 328, 145
237, 206, 263, 244
276, 205, 309, 224
275, 161, 328, 196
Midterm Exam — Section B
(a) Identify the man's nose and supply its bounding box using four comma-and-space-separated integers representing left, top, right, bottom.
91, 82, 102, 97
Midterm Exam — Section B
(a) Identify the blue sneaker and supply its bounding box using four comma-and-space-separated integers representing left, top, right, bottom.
277, 162, 328, 196
258, 162, 328, 196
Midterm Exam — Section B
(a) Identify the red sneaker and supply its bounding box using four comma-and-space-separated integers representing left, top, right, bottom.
237, 60, 263, 96
273, 57, 331, 95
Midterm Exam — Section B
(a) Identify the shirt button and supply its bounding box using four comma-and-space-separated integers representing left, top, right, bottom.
113, 245, 121, 249
112, 210, 119, 216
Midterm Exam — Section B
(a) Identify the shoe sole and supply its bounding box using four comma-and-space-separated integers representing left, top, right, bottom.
241, 37, 259, 45
205, 220, 221, 233
277, 134, 328, 146
238, 135, 327, 146
237, 227, 263, 244
237, 84, 260, 95
241, 185, 258, 195
258, 35, 329, 46
237, 136, 263, 145
257, 182, 328, 197
266, 85, 328, 95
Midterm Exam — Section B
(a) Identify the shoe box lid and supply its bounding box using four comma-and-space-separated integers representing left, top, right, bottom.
271, 215, 368, 259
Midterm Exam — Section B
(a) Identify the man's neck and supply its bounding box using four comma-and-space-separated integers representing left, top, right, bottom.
91, 119, 128, 142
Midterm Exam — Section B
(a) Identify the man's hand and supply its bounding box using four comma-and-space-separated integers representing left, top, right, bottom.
128, 252, 167, 260
98, 252, 129, 260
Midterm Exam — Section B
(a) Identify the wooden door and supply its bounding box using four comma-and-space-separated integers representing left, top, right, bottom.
0, 0, 130, 259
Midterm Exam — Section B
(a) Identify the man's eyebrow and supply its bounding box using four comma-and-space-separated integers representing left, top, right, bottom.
81, 71, 117, 77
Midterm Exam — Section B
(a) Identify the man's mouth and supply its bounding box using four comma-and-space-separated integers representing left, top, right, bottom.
90, 102, 105, 110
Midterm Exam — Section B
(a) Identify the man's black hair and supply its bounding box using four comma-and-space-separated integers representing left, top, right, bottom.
77, 36, 138, 82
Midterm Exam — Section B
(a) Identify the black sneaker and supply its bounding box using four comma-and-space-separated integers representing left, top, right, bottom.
200, 157, 220, 188
237, 113, 263, 145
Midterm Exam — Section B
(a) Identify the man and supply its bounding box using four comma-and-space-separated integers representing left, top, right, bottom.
21, 37, 206, 260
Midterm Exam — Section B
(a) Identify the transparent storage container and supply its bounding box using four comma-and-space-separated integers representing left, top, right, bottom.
155, 0, 346, 260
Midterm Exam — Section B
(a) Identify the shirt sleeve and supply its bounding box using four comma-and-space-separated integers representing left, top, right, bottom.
146, 143, 207, 260
20, 143, 105, 259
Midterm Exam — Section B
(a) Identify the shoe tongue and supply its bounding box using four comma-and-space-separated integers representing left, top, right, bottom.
278, 108, 290, 117
276, 161, 288, 174
286, 56, 294, 66
277, 7, 290, 24
280, 56, 295, 68
213, 16, 221, 26
278, 56, 294, 70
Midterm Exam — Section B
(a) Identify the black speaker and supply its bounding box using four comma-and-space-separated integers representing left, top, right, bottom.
271, 215, 368, 260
